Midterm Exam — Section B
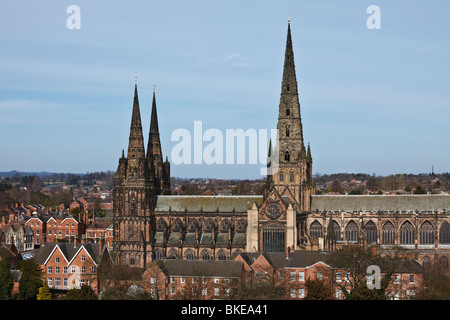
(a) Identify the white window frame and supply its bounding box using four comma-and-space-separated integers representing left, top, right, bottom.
299, 288, 305, 298
299, 271, 305, 282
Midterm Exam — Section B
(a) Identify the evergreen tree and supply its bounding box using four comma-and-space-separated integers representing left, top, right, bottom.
0, 258, 13, 300
19, 258, 43, 300
37, 281, 52, 300
304, 278, 334, 300
66, 284, 98, 300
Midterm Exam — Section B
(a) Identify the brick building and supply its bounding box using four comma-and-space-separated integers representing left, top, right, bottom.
142, 259, 245, 300
139, 251, 423, 300
24, 216, 47, 247
34, 238, 111, 294
45, 216, 84, 243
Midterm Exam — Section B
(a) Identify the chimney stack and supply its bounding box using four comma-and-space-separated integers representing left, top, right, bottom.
286, 246, 291, 259
99, 236, 105, 253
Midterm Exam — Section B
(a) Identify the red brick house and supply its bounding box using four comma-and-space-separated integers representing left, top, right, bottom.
142, 260, 245, 300
34, 238, 111, 295
24, 216, 47, 247
45, 216, 84, 243
85, 222, 110, 243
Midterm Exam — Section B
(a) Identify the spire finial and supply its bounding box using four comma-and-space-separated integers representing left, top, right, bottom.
153, 84, 156, 92
135, 76, 138, 84
288, 15, 290, 23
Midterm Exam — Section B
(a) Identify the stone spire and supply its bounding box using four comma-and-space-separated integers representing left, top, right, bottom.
268, 20, 313, 211
306, 142, 312, 162
127, 82, 146, 160
146, 86, 171, 194
280, 21, 299, 96
277, 20, 305, 164
147, 87, 163, 184
147, 86, 163, 165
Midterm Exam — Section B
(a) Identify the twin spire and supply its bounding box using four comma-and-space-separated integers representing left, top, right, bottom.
117, 79, 171, 194
127, 79, 163, 169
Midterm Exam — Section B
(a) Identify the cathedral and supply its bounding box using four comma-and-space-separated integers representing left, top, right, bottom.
113, 22, 450, 270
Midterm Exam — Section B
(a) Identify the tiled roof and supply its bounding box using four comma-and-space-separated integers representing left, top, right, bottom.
154, 195, 263, 213
159, 259, 243, 278
311, 194, 450, 212
34, 242, 102, 265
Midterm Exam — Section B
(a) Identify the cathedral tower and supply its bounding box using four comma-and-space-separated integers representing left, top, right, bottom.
268, 20, 314, 212
113, 81, 170, 268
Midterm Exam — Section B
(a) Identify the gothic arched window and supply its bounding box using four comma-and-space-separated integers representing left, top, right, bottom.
188, 219, 199, 232
168, 249, 178, 259
382, 222, 395, 244
422, 256, 431, 269
172, 219, 183, 232
184, 249, 195, 260
201, 249, 211, 261
130, 197, 137, 216
217, 249, 227, 261
439, 221, 450, 244
286, 128, 290, 137
154, 249, 163, 260
419, 221, 434, 244
439, 256, 448, 269
284, 151, 290, 162
204, 219, 214, 232
400, 221, 415, 245
345, 221, 359, 243
333, 221, 341, 242
279, 172, 284, 182
237, 220, 246, 233
157, 219, 166, 232
289, 172, 294, 183
365, 221, 378, 244
309, 221, 323, 238
220, 219, 230, 232
262, 224, 285, 252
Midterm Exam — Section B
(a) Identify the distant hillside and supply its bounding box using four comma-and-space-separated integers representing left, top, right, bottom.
0, 171, 84, 178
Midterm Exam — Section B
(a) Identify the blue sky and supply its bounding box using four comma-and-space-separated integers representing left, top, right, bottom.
0, 1, 448, 179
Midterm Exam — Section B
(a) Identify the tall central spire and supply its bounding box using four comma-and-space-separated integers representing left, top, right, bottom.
266, 20, 314, 211
277, 20, 305, 164
280, 21, 299, 96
